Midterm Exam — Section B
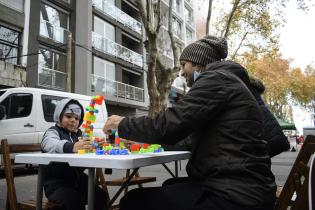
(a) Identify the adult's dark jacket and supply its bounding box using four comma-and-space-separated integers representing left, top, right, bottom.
166, 66, 290, 158
41, 99, 85, 196
118, 60, 276, 206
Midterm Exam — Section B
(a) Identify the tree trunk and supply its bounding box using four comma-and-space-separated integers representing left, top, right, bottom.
206, 0, 213, 34
146, 34, 161, 118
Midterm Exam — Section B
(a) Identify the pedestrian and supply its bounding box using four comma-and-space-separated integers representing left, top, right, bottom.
41, 99, 108, 210
104, 35, 276, 210
247, 76, 290, 157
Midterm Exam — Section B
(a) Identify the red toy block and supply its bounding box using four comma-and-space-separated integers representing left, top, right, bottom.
142, 144, 150, 149
131, 144, 140, 151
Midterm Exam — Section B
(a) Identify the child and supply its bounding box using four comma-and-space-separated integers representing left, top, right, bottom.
41, 98, 108, 210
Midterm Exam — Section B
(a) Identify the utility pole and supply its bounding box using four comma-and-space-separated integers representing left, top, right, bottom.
66, 32, 72, 92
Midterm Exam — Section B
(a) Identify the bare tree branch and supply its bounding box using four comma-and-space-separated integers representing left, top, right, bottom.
206, 0, 213, 34
137, 1, 150, 33
231, 31, 248, 60
168, 0, 179, 68
146, 0, 151, 24
222, 0, 241, 38
155, 0, 162, 32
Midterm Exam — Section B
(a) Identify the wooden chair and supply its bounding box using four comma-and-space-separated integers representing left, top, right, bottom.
275, 135, 315, 210
0, 139, 60, 210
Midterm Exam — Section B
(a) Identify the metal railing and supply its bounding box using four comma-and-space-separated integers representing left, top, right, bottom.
92, 0, 142, 35
92, 32, 143, 67
91, 74, 144, 102
38, 66, 67, 90
40, 20, 70, 44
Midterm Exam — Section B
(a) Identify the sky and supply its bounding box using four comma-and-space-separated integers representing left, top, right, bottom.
279, 0, 315, 70
279, 0, 315, 133
194, 0, 315, 133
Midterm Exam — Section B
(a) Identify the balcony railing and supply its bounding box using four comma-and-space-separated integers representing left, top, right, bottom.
92, 32, 143, 67
38, 66, 67, 90
92, 0, 142, 35
91, 74, 144, 102
40, 20, 70, 44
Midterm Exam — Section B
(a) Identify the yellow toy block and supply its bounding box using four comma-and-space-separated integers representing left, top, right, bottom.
78, 149, 86, 154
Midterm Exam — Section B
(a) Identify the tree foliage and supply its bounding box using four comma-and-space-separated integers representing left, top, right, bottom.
290, 65, 315, 122
242, 50, 315, 122
204, 0, 310, 60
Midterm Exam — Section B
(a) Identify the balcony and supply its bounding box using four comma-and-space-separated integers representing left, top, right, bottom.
40, 20, 70, 44
92, 0, 142, 35
91, 74, 144, 102
38, 66, 67, 90
92, 32, 143, 67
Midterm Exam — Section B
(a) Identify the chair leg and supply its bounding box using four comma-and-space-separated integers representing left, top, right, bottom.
6, 192, 10, 210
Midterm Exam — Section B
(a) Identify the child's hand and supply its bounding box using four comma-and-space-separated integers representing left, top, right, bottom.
73, 140, 92, 153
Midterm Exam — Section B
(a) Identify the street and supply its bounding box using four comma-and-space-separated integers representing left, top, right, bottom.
0, 151, 297, 208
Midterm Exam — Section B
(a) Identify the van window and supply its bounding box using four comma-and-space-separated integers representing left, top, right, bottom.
41, 95, 65, 122
0, 93, 33, 119
0, 90, 6, 96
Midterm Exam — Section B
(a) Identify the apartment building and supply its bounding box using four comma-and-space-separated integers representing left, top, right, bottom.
0, 0, 196, 116
0, 0, 27, 88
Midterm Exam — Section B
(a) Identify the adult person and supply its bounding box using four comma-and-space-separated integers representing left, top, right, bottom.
104, 35, 276, 210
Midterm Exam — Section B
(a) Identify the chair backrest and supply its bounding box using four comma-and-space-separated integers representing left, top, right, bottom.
1, 139, 19, 210
275, 135, 315, 210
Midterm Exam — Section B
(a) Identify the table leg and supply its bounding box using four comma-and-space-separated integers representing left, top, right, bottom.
162, 163, 176, 178
175, 160, 179, 178
88, 168, 95, 210
108, 168, 139, 208
36, 165, 43, 210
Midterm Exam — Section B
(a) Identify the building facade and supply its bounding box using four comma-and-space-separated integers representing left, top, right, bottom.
0, 0, 196, 116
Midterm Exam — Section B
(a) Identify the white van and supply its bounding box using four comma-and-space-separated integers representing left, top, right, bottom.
0, 87, 108, 145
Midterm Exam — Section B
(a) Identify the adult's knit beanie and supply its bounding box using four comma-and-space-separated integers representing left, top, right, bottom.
179, 35, 228, 66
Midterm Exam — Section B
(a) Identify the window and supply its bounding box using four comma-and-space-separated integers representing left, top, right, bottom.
174, 0, 181, 14
186, 28, 193, 44
41, 95, 65, 122
172, 17, 182, 38
0, 90, 6, 97
0, 93, 32, 119
93, 57, 116, 95
38, 49, 66, 72
0, 25, 21, 64
40, 4, 68, 29
40, 3, 69, 43
184, 6, 193, 25
38, 48, 67, 89
94, 16, 115, 41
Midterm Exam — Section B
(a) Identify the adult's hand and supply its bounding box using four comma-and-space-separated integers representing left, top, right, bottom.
103, 115, 125, 135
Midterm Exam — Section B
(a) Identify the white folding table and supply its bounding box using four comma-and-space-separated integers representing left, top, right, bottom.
15, 151, 190, 210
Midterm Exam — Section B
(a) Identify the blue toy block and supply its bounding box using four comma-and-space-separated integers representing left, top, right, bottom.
119, 149, 129, 155
96, 149, 105, 155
